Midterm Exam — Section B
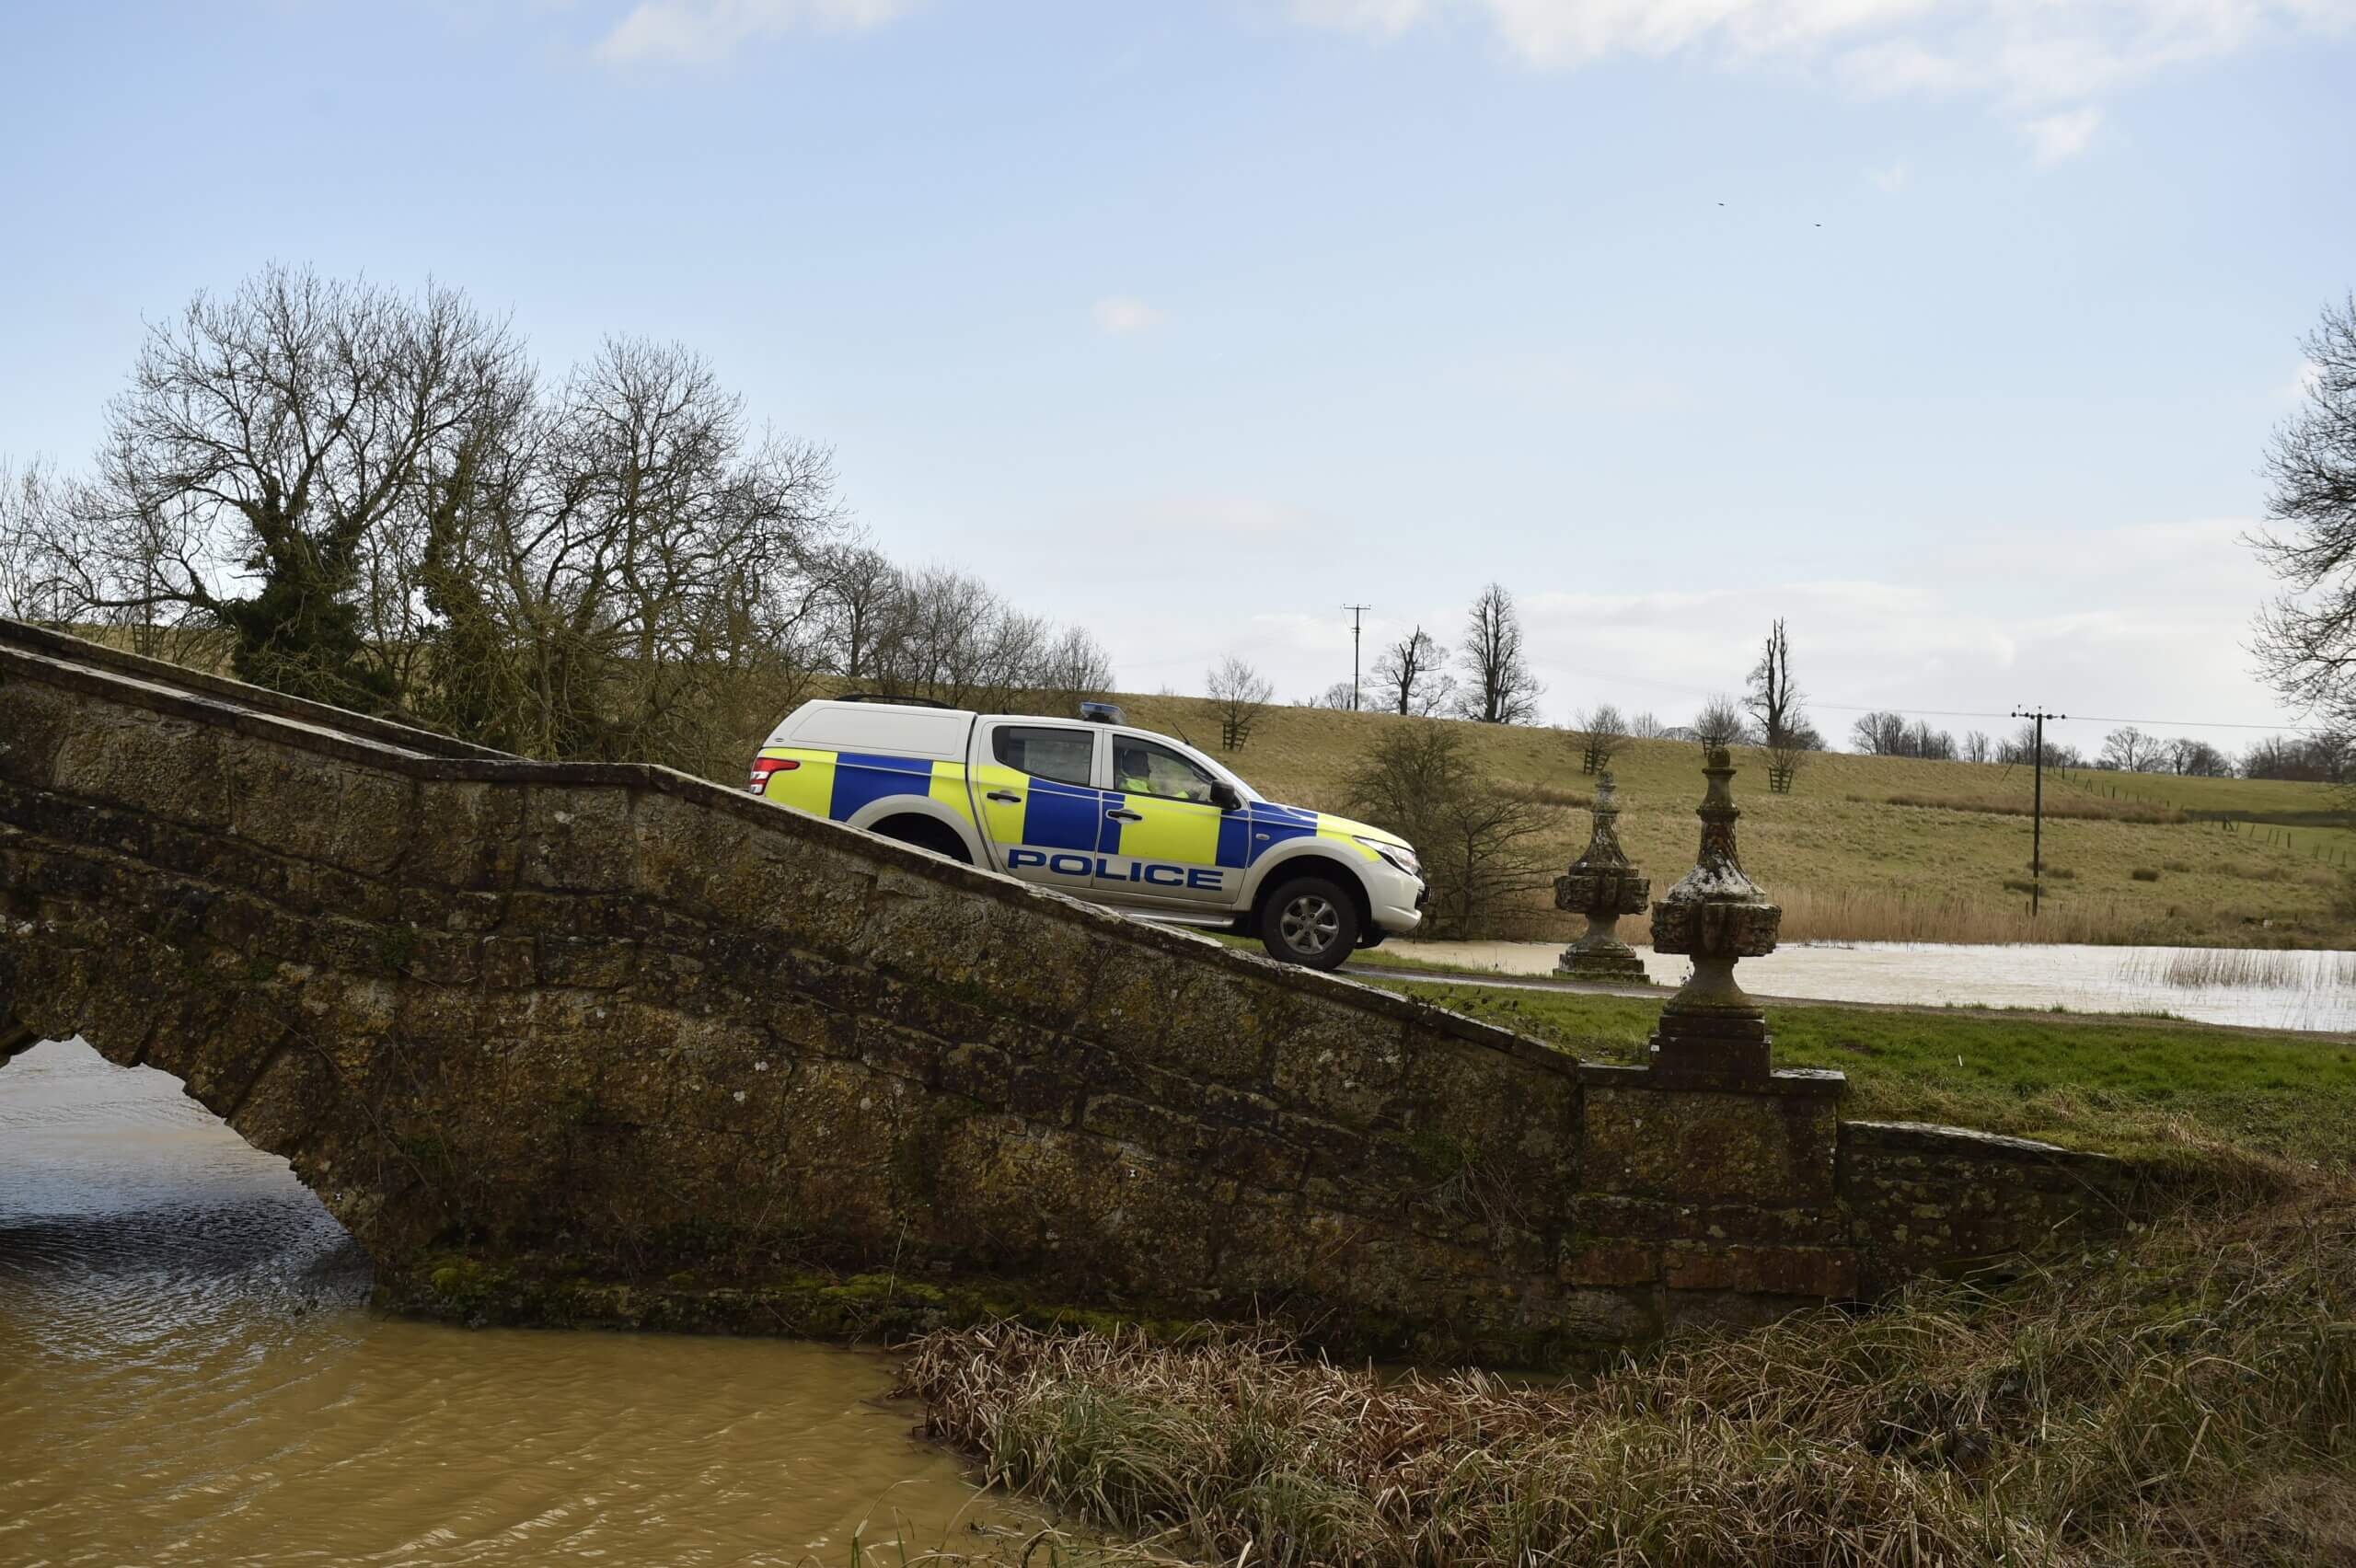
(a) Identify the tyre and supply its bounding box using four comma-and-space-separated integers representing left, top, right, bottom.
872, 815, 974, 865
1258, 874, 1361, 971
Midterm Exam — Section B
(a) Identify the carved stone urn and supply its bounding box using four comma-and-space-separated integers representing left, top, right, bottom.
1647, 746, 1782, 1081
1553, 772, 1652, 983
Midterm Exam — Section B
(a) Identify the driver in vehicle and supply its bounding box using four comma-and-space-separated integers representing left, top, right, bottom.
1114, 737, 1208, 803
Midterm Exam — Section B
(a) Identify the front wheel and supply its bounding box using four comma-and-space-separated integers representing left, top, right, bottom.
1258, 875, 1361, 972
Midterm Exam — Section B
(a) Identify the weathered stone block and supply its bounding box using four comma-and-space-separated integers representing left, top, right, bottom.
522, 785, 634, 891
230, 741, 417, 876
407, 780, 520, 888
1268, 996, 1410, 1126
1840, 1120, 2136, 1295
51, 710, 233, 828
1584, 1078, 1839, 1205
1659, 1241, 1857, 1297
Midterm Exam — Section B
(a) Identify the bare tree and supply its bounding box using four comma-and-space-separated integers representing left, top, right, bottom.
0, 456, 71, 623
1908, 721, 1957, 761
1692, 694, 1750, 749
1849, 710, 1955, 759
2165, 736, 2232, 777
1370, 625, 1452, 716
1626, 709, 1668, 740
416, 336, 846, 774
813, 544, 907, 682
2001, 721, 2082, 770
1963, 729, 1993, 765
1451, 583, 1543, 724
62, 265, 528, 712
1344, 721, 1553, 939
1305, 680, 1358, 709
1744, 618, 1807, 747
2254, 294, 2356, 730
1570, 704, 1626, 775
1851, 711, 1905, 755
2099, 725, 2159, 772
1207, 654, 1274, 752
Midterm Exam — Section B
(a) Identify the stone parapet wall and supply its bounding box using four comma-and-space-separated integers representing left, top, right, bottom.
0, 621, 2136, 1365
1840, 1120, 2142, 1296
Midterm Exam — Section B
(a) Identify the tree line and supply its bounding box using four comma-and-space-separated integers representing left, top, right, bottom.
0, 267, 1110, 778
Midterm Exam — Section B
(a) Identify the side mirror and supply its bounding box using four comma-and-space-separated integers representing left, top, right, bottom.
1209, 780, 1242, 813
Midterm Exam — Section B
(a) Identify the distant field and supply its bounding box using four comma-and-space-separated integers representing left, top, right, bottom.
1103, 694, 2356, 950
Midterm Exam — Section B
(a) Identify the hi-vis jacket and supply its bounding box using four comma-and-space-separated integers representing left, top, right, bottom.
747, 699, 1428, 937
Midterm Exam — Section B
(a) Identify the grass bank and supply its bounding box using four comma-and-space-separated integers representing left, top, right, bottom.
1387, 982, 2356, 1173
896, 998, 2356, 1566
903, 1192, 2356, 1565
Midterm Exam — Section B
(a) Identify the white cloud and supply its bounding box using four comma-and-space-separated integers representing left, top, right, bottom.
597, 0, 909, 63
1282, 1, 2356, 153
2023, 104, 2102, 164
1868, 158, 1910, 190
1093, 296, 1167, 335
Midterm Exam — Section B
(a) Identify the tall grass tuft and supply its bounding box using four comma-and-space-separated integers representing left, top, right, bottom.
902, 1182, 2356, 1567
2122, 947, 2356, 989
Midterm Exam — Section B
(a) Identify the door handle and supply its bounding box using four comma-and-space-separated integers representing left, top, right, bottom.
986, 790, 1022, 804
1105, 809, 1143, 823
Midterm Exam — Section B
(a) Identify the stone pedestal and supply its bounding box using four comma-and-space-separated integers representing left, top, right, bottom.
1554, 773, 1653, 983
1647, 747, 1782, 1083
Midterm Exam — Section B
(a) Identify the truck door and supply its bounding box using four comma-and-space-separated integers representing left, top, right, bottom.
968, 721, 1110, 892
1094, 732, 1236, 905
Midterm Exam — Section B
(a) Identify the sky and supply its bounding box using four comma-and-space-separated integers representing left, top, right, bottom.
5, 0, 2354, 761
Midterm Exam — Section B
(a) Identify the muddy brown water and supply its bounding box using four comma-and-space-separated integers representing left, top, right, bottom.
0, 1038, 1025, 1567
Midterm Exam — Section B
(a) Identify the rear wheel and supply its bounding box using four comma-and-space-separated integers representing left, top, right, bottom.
871, 815, 974, 865
1258, 874, 1361, 971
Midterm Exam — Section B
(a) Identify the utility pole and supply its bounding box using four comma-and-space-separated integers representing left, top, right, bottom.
1342, 604, 1371, 712
2011, 706, 2066, 917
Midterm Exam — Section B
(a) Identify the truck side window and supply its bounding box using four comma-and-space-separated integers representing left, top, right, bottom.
1111, 736, 1218, 804
992, 726, 1095, 788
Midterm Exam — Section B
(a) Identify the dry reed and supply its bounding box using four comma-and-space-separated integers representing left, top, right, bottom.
1774, 885, 2153, 945
900, 1182, 2356, 1567
2122, 947, 2356, 990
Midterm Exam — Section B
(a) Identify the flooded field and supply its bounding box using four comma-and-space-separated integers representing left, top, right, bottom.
1382, 940, 2356, 1033
0, 1038, 1017, 1567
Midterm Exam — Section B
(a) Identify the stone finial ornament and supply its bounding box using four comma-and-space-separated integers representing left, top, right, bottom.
1647, 746, 1782, 1080
1553, 772, 1652, 983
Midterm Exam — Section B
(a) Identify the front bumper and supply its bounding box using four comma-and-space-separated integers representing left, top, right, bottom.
1367, 860, 1427, 937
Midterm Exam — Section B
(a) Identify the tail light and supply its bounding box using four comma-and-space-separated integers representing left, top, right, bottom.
747, 756, 800, 795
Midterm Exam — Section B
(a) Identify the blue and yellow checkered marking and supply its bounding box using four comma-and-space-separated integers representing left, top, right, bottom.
756, 745, 1392, 875
753, 747, 976, 827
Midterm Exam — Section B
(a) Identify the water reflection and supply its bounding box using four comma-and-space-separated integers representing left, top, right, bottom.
0, 1039, 1013, 1566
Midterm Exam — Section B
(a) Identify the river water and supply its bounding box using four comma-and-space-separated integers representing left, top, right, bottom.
0, 1038, 1018, 1567
1382, 940, 2356, 1033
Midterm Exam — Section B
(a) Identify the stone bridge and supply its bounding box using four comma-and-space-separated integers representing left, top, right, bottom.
0, 619, 2132, 1366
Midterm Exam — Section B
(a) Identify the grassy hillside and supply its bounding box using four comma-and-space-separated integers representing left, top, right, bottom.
1109, 694, 2355, 949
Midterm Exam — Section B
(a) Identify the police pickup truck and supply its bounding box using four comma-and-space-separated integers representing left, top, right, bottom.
747, 697, 1426, 969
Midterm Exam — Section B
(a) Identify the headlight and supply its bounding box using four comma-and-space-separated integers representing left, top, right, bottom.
1356, 836, 1420, 878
